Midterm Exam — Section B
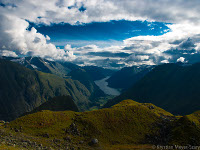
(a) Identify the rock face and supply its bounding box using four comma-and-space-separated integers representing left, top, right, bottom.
0, 59, 91, 121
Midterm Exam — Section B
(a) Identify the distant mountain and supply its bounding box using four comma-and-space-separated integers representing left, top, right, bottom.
0, 59, 91, 121
9, 56, 79, 78
83, 66, 116, 81
6, 57, 114, 99
106, 65, 154, 90
7, 57, 116, 81
104, 63, 200, 115
3, 100, 200, 149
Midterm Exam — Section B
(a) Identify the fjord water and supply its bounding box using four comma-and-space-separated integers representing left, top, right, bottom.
95, 76, 120, 96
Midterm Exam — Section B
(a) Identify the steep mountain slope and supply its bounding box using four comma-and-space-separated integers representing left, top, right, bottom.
83, 66, 116, 81
106, 65, 154, 90
8, 57, 109, 100
68, 68, 106, 101
1, 100, 200, 149
0, 59, 90, 121
104, 63, 200, 115
9, 57, 115, 81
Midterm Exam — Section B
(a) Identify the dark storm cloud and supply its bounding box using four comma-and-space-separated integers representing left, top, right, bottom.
86, 52, 131, 58
178, 38, 196, 50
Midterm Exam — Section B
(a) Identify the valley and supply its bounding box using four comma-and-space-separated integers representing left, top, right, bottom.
1, 57, 200, 149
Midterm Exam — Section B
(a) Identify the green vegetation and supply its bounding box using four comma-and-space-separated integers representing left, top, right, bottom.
1, 100, 174, 149
169, 111, 200, 145
0, 144, 21, 150
1, 99, 200, 149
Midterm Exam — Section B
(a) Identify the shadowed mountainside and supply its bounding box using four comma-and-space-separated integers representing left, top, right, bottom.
8, 56, 113, 100
83, 66, 116, 81
28, 95, 79, 113
0, 59, 91, 121
104, 63, 200, 115
106, 65, 154, 91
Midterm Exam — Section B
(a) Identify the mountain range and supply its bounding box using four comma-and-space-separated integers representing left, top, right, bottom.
9, 56, 115, 100
1, 56, 200, 149
0, 59, 90, 121
104, 63, 200, 115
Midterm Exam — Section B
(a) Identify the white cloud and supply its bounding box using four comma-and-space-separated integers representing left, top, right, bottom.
46, 35, 50, 40
0, 14, 76, 61
177, 57, 187, 63
2, 0, 200, 25
1, 0, 200, 68
161, 60, 169, 64
0, 50, 18, 57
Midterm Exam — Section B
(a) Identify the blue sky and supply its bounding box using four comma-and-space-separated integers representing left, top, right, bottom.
31, 20, 170, 48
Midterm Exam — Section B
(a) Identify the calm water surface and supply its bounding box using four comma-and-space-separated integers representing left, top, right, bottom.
95, 76, 120, 96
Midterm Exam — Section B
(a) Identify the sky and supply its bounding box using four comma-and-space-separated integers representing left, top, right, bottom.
1, 0, 200, 69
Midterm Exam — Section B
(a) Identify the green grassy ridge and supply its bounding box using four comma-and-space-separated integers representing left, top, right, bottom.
5, 100, 177, 149
3, 100, 200, 149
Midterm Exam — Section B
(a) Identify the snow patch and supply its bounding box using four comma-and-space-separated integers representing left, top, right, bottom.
31, 64, 38, 69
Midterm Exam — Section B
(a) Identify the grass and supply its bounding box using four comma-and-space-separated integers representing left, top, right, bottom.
0, 145, 21, 150
5, 100, 175, 149
169, 111, 200, 145
1, 100, 200, 149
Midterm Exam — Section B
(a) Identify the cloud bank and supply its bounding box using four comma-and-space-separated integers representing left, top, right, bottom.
1, 0, 200, 68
